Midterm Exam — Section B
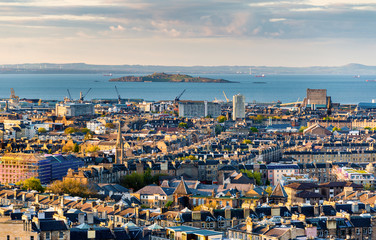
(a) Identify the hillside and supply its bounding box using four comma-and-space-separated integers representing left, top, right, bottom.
109, 72, 235, 83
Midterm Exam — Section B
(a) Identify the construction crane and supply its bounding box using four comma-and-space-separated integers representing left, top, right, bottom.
175, 89, 186, 102
67, 89, 72, 101
79, 88, 92, 102
10, 88, 19, 100
223, 91, 229, 102
115, 86, 122, 104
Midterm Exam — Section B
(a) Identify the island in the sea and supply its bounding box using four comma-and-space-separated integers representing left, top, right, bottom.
109, 72, 236, 83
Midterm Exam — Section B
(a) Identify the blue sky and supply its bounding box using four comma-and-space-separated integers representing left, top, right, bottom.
0, 0, 375, 66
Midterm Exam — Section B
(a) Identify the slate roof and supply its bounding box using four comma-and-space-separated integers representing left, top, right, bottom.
350, 216, 371, 228
270, 183, 287, 198
38, 219, 68, 231
173, 178, 192, 195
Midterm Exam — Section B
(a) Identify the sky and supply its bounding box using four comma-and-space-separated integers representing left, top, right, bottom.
0, 0, 376, 67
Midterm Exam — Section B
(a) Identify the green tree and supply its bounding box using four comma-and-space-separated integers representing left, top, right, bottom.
73, 143, 80, 153
38, 127, 47, 133
64, 127, 78, 134
178, 122, 188, 129
17, 177, 44, 192
120, 170, 164, 191
332, 127, 342, 132
250, 127, 258, 133
299, 126, 308, 132
240, 169, 262, 185
242, 139, 252, 144
215, 124, 223, 135
217, 115, 226, 123
165, 201, 173, 208
80, 128, 91, 134
364, 127, 371, 130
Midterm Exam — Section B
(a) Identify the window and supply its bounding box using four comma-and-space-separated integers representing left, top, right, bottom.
46, 232, 51, 240
30, 237, 34, 240
201, 223, 205, 228
7, 236, 10, 240
356, 228, 360, 235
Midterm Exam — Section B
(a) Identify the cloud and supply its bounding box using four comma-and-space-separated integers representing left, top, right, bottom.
269, 18, 286, 22
109, 25, 124, 31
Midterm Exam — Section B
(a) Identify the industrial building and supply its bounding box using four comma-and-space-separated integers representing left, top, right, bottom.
0, 153, 84, 184
178, 101, 221, 118
302, 88, 331, 109
232, 94, 245, 120
55, 102, 94, 117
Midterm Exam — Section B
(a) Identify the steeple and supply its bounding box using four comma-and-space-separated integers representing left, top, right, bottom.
115, 119, 124, 164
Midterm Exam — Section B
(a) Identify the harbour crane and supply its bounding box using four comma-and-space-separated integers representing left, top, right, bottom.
175, 89, 186, 102
79, 88, 92, 102
115, 86, 122, 104
67, 89, 72, 101
223, 91, 229, 102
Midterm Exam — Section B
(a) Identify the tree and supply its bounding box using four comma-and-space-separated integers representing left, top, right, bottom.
178, 122, 188, 129
215, 124, 223, 135
364, 127, 371, 130
120, 170, 164, 191
250, 127, 258, 133
364, 183, 375, 191
332, 127, 341, 132
299, 126, 307, 132
64, 127, 78, 134
47, 179, 96, 198
84, 132, 93, 140
243, 139, 252, 144
165, 201, 173, 208
217, 115, 226, 123
240, 169, 262, 185
86, 145, 99, 153
105, 123, 115, 129
17, 177, 44, 192
38, 128, 47, 133
62, 142, 79, 153
265, 186, 273, 196
80, 128, 91, 134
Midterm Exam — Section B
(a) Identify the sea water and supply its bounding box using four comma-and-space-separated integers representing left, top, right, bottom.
0, 74, 375, 104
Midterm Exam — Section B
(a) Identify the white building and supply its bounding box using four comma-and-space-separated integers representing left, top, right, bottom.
178, 101, 221, 118
233, 94, 245, 120
55, 102, 94, 117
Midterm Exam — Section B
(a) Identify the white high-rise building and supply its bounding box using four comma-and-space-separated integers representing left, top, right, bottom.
233, 94, 245, 120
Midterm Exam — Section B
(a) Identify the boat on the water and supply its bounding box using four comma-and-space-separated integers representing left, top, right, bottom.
354, 75, 360, 78
366, 80, 376, 82
104, 73, 113, 76
255, 74, 265, 77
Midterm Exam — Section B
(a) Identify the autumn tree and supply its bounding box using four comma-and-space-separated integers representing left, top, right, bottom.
17, 177, 44, 192
86, 145, 100, 153
47, 179, 96, 198
38, 128, 47, 133
178, 122, 188, 129
105, 123, 115, 129
217, 115, 226, 123
64, 127, 78, 134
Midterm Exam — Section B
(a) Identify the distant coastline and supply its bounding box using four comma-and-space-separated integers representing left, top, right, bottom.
0, 63, 375, 75
109, 72, 236, 83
